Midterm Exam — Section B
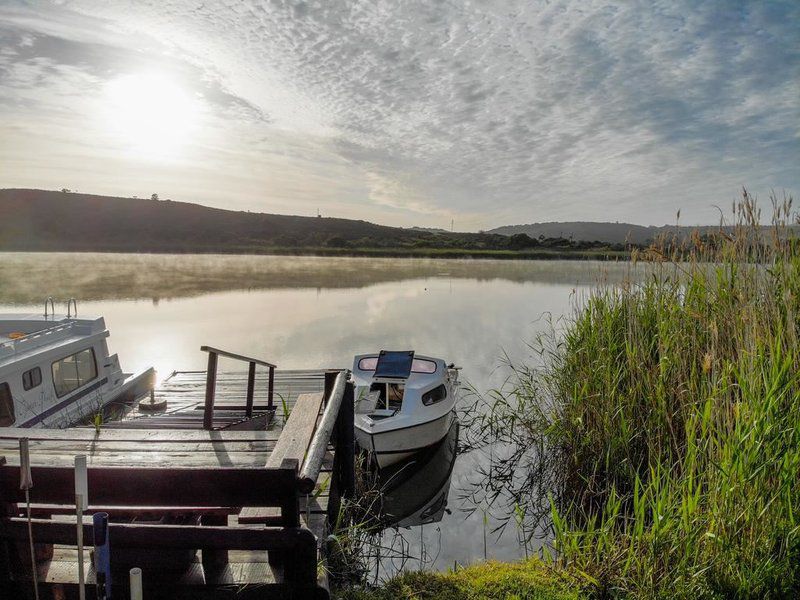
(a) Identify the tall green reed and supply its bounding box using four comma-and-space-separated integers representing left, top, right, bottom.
465, 190, 800, 598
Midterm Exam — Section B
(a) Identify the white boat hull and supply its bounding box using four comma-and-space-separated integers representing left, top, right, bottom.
356, 410, 455, 468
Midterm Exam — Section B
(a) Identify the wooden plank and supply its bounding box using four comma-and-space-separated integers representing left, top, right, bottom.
0, 452, 271, 468
0, 465, 297, 506
0, 439, 275, 454
266, 393, 325, 468
2, 519, 317, 550
0, 427, 280, 442
200, 346, 276, 368
19, 548, 330, 594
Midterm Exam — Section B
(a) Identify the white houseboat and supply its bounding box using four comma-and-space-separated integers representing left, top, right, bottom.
0, 307, 154, 428
352, 350, 459, 468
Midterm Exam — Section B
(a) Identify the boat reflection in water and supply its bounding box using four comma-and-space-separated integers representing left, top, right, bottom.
374, 419, 459, 528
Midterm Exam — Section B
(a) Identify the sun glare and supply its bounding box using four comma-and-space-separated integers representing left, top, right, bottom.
103, 73, 200, 160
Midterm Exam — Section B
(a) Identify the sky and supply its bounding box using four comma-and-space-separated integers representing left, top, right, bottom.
0, 1, 798, 231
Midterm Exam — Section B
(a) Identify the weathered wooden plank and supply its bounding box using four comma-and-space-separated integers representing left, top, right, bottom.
0, 465, 298, 506
2, 519, 317, 550
24, 550, 286, 587
200, 346, 277, 369
19, 493, 329, 518
266, 393, 325, 468
0, 452, 271, 468
3, 439, 267, 452
0, 428, 280, 442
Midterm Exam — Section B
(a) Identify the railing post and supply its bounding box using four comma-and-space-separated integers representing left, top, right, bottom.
245, 361, 256, 418
269, 458, 300, 573
323, 370, 338, 406
339, 380, 356, 500
203, 351, 218, 430
267, 366, 275, 412
328, 374, 355, 530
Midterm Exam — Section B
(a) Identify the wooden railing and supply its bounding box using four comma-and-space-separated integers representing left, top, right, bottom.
200, 346, 276, 430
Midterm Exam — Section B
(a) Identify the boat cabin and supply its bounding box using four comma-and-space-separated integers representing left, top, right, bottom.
0, 313, 151, 428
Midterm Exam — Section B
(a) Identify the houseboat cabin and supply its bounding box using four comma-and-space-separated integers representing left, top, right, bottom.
0, 313, 154, 428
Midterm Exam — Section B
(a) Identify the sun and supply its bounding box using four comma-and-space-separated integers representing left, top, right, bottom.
103, 73, 200, 160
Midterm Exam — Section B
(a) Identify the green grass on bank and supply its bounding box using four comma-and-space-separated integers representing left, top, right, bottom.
457, 191, 800, 599
337, 559, 584, 600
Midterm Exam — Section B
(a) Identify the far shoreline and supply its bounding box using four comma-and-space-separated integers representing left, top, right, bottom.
0, 246, 632, 261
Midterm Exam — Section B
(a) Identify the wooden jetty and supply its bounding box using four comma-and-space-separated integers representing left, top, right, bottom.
0, 354, 355, 599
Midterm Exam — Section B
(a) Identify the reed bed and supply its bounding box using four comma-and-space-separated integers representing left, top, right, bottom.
465, 190, 800, 598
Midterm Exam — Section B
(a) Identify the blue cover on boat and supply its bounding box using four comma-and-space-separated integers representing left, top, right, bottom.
374, 350, 415, 379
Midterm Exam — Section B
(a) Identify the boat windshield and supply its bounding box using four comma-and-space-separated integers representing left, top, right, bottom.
369, 382, 405, 411
358, 357, 437, 374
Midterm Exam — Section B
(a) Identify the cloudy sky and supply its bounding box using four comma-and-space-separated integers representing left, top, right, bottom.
0, 1, 797, 230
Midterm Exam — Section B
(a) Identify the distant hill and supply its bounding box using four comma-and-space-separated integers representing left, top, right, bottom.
485, 221, 787, 245
0, 189, 625, 257
488, 222, 661, 244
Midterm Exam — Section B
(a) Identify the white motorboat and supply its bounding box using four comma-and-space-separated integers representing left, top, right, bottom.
0, 303, 155, 428
352, 350, 459, 468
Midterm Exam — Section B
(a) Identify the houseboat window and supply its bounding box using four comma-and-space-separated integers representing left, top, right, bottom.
0, 382, 14, 426
422, 384, 447, 406
52, 348, 98, 398
22, 366, 42, 391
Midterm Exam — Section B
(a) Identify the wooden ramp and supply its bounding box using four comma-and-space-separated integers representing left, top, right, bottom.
0, 370, 355, 599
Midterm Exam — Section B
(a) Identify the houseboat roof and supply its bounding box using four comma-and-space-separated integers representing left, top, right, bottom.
0, 314, 108, 368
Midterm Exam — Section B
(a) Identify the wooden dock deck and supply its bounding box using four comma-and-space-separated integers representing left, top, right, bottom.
0, 365, 355, 599
112, 368, 327, 430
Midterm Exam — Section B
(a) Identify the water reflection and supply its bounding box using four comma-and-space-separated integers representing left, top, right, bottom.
376, 420, 459, 528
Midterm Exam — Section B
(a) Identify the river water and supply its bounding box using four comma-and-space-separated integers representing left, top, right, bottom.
0, 252, 632, 576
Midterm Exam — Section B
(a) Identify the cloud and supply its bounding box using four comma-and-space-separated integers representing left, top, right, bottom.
0, 0, 797, 228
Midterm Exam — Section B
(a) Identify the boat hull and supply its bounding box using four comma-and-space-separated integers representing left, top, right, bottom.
356, 410, 455, 468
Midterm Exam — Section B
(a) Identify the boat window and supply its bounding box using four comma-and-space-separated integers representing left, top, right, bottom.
422, 384, 447, 406
411, 359, 437, 374
0, 382, 14, 426
22, 366, 42, 391
52, 348, 98, 398
359, 357, 378, 371
359, 356, 437, 374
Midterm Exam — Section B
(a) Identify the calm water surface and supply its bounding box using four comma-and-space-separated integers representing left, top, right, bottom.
0, 252, 632, 576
